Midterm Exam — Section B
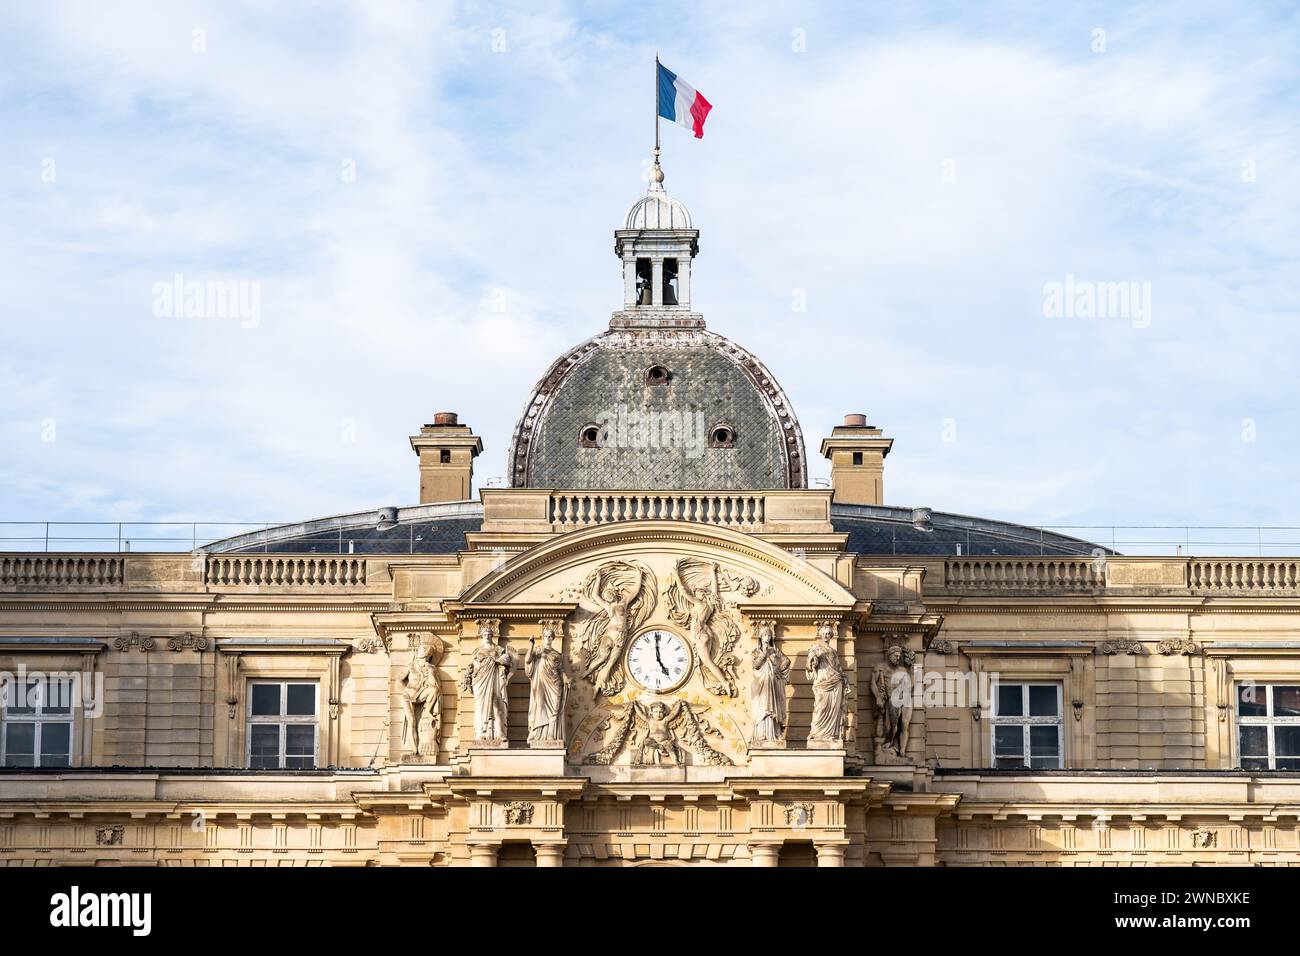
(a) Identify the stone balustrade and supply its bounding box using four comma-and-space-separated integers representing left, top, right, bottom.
549, 492, 766, 531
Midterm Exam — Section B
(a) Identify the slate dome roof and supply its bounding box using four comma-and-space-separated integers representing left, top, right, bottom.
506, 326, 807, 490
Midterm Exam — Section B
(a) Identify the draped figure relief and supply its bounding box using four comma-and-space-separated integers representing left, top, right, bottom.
401, 635, 444, 758
525, 621, 570, 745
573, 560, 657, 697
666, 558, 759, 697
749, 620, 791, 745
806, 622, 849, 746
459, 620, 515, 743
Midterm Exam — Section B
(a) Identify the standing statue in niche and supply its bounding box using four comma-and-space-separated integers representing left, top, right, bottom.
872, 642, 917, 762
459, 621, 515, 743
575, 561, 657, 696
750, 621, 791, 745
667, 558, 759, 697
401, 635, 443, 758
806, 622, 849, 746
525, 622, 570, 745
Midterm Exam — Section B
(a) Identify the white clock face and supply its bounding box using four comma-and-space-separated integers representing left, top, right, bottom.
625, 629, 692, 693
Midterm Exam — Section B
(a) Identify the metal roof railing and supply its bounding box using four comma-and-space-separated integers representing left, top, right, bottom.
2, 520, 1300, 557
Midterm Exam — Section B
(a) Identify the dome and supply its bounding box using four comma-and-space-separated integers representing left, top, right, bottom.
624, 181, 692, 230
507, 326, 807, 490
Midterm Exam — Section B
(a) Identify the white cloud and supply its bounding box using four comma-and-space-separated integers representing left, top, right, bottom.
1, 1, 1297, 537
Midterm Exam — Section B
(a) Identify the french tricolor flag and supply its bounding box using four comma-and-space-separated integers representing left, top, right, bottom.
657, 61, 712, 139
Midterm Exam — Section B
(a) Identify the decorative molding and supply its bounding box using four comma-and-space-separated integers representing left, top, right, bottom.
785, 802, 815, 826
95, 825, 124, 846
1099, 639, 1144, 656
166, 632, 209, 652
1158, 638, 1198, 656
503, 801, 534, 825
112, 632, 154, 653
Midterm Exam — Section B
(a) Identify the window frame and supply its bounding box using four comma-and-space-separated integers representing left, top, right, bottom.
1, 675, 75, 768
989, 681, 1064, 769
1236, 682, 1300, 770
245, 679, 320, 770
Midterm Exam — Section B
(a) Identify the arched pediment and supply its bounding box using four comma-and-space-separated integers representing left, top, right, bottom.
458, 520, 855, 609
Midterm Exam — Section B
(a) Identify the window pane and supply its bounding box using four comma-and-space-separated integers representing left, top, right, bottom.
1276, 757, 1300, 770
1029, 725, 1059, 759
1241, 756, 1269, 770
249, 724, 281, 768
1273, 686, 1300, 718
996, 685, 1023, 717
1237, 683, 1266, 716
1275, 726, 1300, 758
5, 723, 36, 757
43, 679, 75, 715
40, 723, 71, 765
1028, 685, 1059, 717
250, 684, 281, 717
993, 757, 1025, 769
993, 726, 1023, 759
284, 725, 315, 769
1239, 725, 1268, 757
285, 684, 316, 717
8, 680, 38, 715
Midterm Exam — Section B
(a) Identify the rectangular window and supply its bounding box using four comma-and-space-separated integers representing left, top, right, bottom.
1, 676, 74, 768
852, 452, 863, 465
1237, 684, 1300, 770
247, 681, 318, 769
990, 682, 1063, 769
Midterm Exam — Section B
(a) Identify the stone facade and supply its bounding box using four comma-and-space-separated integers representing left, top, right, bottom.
3, 508, 1300, 867
2, 171, 1297, 868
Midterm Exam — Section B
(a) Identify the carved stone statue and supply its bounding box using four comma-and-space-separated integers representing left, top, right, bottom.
401, 635, 443, 757
459, 620, 515, 743
525, 622, 569, 745
750, 621, 791, 745
806, 623, 849, 746
575, 561, 657, 696
872, 642, 916, 763
667, 558, 759, 697
585, 699, 731, 767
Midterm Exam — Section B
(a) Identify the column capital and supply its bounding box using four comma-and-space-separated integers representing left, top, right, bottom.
534, 842, 567, 867
748, 842, 782, 867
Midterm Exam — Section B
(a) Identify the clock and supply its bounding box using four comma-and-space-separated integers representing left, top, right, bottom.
625, 629, 692, 693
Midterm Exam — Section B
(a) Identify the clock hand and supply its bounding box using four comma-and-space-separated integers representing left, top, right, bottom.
655, 634, 669, 675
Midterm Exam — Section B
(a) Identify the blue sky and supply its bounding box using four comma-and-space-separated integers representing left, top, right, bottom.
2, 1, 1298, 540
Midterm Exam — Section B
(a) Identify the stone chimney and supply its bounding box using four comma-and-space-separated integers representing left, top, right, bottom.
409, 412, 482, 504
818, 413, 893, 506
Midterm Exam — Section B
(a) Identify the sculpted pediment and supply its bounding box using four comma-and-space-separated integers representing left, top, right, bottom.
458, 520, 855, 610
453, 522, 856, 769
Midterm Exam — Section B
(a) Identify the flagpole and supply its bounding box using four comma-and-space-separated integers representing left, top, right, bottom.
654, 54, 661, 176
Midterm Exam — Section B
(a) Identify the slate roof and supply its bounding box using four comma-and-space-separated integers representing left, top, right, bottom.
204, 501, 1102, 557
506, 327, 807, 490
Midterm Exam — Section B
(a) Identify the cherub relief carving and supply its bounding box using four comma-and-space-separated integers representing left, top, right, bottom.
574, 560, 657, 696
585, 699, 732, 767
401, 634, 444, 757
666, 558, 759, 697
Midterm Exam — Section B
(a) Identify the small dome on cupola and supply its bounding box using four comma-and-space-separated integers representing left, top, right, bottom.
624, 179, 692, 230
